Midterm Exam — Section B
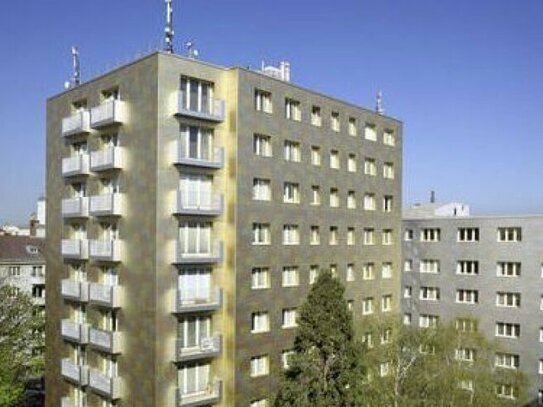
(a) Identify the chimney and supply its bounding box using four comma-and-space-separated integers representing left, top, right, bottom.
29, 213, 38, 237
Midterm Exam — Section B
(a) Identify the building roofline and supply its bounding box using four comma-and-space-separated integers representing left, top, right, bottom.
403, 214, 543, 221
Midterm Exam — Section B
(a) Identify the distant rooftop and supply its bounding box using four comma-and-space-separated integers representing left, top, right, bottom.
403, 202, 470, 219
0, 235, 45, 264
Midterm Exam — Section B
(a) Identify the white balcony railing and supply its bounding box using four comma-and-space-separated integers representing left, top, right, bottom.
175, 191, 224, 216
61, 197, 89, 218
61, 279, 89, 302
177, 335, 222, 362
175, 241, 223, 264
61, 396, 73, 407
89, 240, 123, 262
175, 288, 222, 313
62, 154, 89, 177
175, 91, 225, 122
89, 328, 123, 354
89, 283, 122, 308
90, 146, 124, 171
174, 141, 224, 169
61, 358, 89, 386
89, 193, 124, 216
62, 111, 90, 137
33, 296, 45, 306
61, 239, 89, 260
88, 369, 123, 400
177, 380, 222, 407
90, 100, 126, 128
61, 319, 89, 344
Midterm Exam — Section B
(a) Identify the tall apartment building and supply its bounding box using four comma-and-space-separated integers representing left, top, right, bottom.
46, 51, 402, 406
402, 203, 543, 406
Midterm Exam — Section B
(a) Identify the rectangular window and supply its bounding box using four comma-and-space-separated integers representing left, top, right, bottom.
420, 286, 440, 301
348, 117, 357, 136
347, 154, 357, 172
382, 262, 393, 279
330, 112, 340, 132
365, 123, 377, 141
284, 141, 301, 162
364, 194, 376, 211
330, 264, 338, 277
363, 228, 375, 245
311, 106, 322, 126
496, 384, 518, 400
251, 399, 269, 407
180, 125, 214, 161
252, 223, 270, 245
383, 129, 395, 146
347, 228, 355, 245
362, 263, 375, 280
420, 260, 440, 273
282, 350, 294, 370
178, 222, 211, 255
383, 196, 393, 213
403, 313, 412, 325
419, 314, 439, 328
496, 292, 521, 308
283, 182, 300, 204
311, 186, 321, 206
404, 229, 413, 241
456, 261, 479, 275
310, 226, 320, 245
456, 318, 478, 332
251, 312, 270, 333
362, 297, 374, 315
311, 146, 321, 166
346, 263, 355, 281
180, 76, 214, 114
495, 353, 519, 369
285, 98, 301, 121
309, 265, 320, 284
282, 267, 300, 287
497, 227, 522, 242
455, 348, 475, 362
421, 228, 440, 242
251, 268, 270, 289
253, 134, 272, 157
250, 355, 270, 377
404, 286, 412, 298
382, 230, 393, 245
330, 150, 340, 169
255, 90, 272, 113
364, 158, 377, 176
283, 225, 300, 245
329, 188, 340, 208
381, 295, 392, 312
404, 260, 413, 272
383, 162, 394, 179
347, 191, 356, 209
253, 178, 271, 201
456, 289, 479, 304
497, 262, 521, 277
282, 308, 298, 328
329, 226, 339, 245
457, 228, 479, 242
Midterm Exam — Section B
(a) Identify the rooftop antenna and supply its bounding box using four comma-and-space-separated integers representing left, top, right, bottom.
375, 90, 384, 115
185, 41, 199, 59
164, 0, 174, 53
71, 46, 81, 87
430, 190, 436, 204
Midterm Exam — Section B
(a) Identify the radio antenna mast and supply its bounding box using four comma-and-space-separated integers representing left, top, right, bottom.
164, 0, 174, 53
71, 47, 81, 87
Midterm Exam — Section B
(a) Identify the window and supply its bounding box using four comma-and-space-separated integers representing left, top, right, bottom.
330, 111, 340, 132
178, 222, 210, 255
180, 76, 214, 114
456, 318, 478, 332
363, 332, 373, 348
365, 123, 377, 141
310, 226, 320, 245
8, 266, 21, 276
347, 190, 356, 209
329, 264, 338, 277
364, 194, 376, 211
383, 129, 395, 146
311, 106, 322, 126
495, 322, 520, 338
283, 225, 300, 245
404, 286, 412, 298
495, 353, 519, 369
497, 227, 522, 242
456, 261, 479, 275
383, 162, 394, 179
253, 134, 272, 157
285, 98, 301, 121
283, 182, 300, 203
311, 146, 321, 166
540, 360, 543, 374
309, 265, 320, 284
329, 188, 340, 208
364, 158, 377, 175
496, 384, 518, 400
251, 268, 270, 289
363, 263, 375, 280
381, 295, 392, 312
403, 313, 412, 325
348, 117, 357, 136
180, 125, 215, 161
496, 292, 521, 308
497, 262, 521, 277
282, 267, 299, 287
419, 314, 439, 328
540, 327, 543, 342
284, 141, 301, 162
382, 263, 393, 279
363, 228, 375, 245
282, 350, 294, 370
456, 348, 475, 362
329, 226, 339, 245
330, 150, 340, 169
346, 263, 355, 281
347, 228, 355, 245
253, 178, 271, 201
251, 399, 269, 407
379, 362, 390, 377
404, 229, 413, 241
347, 300, 354, 311
457, 227, 479, 242
403, 260, 413, 272
421, 228, 440, 242
382, 230, 393, 245
456, 289, 478, 304
32, 266, 44, 277
282, 308, 298, 328
251, 312, 270, 333
311, 186, 321, 206
254, 89, 272, 113
383, 196, 393, 213
362, 297, 374, 315
250, 355, 269, 377
347, 154, 357, 172
420, 286, 440, 301
252, 223, 270, 245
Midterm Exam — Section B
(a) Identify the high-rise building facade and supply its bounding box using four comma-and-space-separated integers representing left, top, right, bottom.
402, 203, 543, 406
46, 51, 402, 406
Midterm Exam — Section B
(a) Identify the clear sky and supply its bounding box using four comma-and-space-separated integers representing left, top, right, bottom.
1, 0, 543, 224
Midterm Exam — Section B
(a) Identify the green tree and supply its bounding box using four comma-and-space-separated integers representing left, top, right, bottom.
360, 316, 527, 407
274, 270, 363, 407
0, 285, 44, 406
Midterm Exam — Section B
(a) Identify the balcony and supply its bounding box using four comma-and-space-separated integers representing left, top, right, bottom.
89, 240, 123, 262
61, 239, 89, 260
176, 335, 222, 363
33, 296, 45, 306
174, 191, 224, 216
88, 369, 123, 400
176, 381, 222, 407
89, 194, 124, 217
61, 319, 89, 344
90, 100, 126, 128
61, 358, 89, 386
174, 141, 224, 169
89, 283, 123, 308
61, 279, 89, 302
61, 397, 73, 407
175, 92, 225, 122
90, 147, 124, 171
89, 328, 123, 354
174, 288, 222, 314
61, 197, 89, 218
174, 241, 223, 264
62, 154, 89, 177
62, 110, 90, 137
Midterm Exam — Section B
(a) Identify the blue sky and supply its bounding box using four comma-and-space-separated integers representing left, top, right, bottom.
1, 0, 543, 224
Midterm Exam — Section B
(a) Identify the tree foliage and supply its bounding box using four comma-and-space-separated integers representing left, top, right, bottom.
274, 270, 363, 407
0, 285, 44, 406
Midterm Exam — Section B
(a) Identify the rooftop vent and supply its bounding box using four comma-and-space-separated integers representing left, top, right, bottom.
261, 61, 290, 82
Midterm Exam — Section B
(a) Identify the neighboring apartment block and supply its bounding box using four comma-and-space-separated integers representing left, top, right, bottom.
46, 51, 402, 406
402, 203, 543, 406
